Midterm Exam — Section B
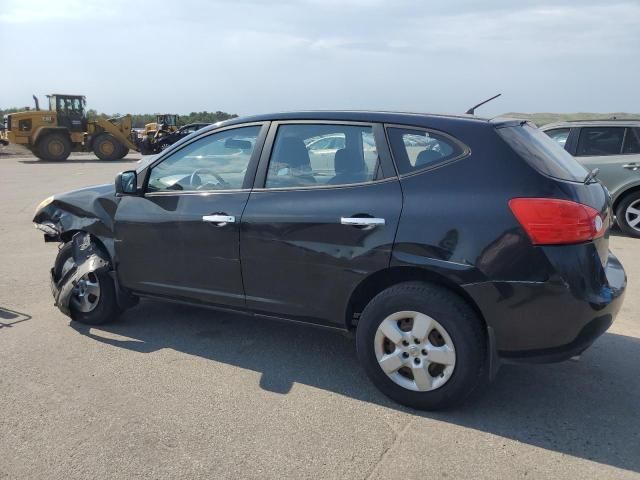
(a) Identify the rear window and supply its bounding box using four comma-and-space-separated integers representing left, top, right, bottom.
497, 123, 588, 182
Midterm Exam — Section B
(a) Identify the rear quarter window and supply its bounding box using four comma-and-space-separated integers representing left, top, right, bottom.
497, 123, 588, 182
386, 127, 467, 175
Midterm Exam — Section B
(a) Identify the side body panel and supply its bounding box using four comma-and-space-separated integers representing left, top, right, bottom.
114, 192, 250, 307
240, 180, 403, 326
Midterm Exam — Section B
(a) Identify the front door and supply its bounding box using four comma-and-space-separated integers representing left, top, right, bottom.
240, 121, 403, 327
114, 123, 267, 308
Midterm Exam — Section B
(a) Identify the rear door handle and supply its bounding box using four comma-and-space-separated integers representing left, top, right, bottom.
341, 217, 385, 227
202, 214, 236, 225
623, 163, 639, 171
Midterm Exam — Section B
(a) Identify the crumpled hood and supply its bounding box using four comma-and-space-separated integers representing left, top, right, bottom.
33, 183, 119, 240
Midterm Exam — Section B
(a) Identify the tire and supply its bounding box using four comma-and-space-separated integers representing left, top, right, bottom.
36, 133, 71, 161
116, 145, 130, 160
93, 133, 123, 161
356, 282, 486, 410
53, 242, 121, 325
615, 191, 640, 238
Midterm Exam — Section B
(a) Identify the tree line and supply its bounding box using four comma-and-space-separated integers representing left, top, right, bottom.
1, 107, 237, 128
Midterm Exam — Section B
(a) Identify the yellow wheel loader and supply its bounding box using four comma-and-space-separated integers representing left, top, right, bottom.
141, 113, 179, 138
1, 94, 138, 161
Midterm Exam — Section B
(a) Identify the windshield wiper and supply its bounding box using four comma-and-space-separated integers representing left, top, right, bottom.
584, 168, 599, 184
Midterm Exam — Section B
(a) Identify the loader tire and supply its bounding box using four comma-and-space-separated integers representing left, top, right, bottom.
93, 133, 123, 161
116, 144, 130, 160
36, 133, 71, 161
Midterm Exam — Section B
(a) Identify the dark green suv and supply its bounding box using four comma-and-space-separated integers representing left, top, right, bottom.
542, 120, 640, 237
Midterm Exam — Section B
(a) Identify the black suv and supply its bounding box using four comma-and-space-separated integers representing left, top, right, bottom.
34, 111, 626, 409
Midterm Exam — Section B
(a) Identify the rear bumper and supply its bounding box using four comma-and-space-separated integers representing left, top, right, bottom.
464, 250, 626, 363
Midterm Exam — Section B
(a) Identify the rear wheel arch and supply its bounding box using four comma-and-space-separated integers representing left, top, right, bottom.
612, 184, 640, 214
345, 266, 487, 332
34, 127, 71, 145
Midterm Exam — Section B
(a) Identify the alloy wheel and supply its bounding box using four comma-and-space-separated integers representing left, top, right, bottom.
625, 199, 640, 233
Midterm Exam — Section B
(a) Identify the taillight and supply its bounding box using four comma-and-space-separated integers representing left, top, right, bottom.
509, 198, 605, 245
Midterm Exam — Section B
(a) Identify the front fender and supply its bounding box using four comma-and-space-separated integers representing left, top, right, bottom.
32, 184, 118, 259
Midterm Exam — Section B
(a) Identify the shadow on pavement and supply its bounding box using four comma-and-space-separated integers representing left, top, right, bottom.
71, 300, 640, 473
0, 307, 32, 329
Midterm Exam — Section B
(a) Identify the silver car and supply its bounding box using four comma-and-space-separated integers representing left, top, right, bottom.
541, 120, 640, 237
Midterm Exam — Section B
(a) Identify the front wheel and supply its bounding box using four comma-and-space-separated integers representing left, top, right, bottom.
93, 133, 124, 161
356, 282, 486, 410
53, 243, 121, 325
616, 191, 640, 238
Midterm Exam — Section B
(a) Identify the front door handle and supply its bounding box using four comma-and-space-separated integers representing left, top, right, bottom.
623, 163, 639, 171
341, 217, 385, 227
202, 214, 236, 225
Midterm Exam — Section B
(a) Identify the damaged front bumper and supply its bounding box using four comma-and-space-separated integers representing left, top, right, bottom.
50, 232, 110, 316
35, 221, 61, 240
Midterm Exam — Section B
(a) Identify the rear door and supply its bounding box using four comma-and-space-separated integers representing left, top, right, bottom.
573, 126, 640, 195
239, 121, 402, 327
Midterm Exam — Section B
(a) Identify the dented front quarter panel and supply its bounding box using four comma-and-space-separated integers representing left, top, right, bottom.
33, 183, 119, 258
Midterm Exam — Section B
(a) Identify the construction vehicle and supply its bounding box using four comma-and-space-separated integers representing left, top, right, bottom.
1, 94, 138, 161
140, 113, 179, 138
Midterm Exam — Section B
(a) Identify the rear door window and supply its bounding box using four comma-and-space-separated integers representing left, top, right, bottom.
576, 127, 625, 156
497, 123, 588, 182
386, 127, 466, 175
264, 124, 379, 188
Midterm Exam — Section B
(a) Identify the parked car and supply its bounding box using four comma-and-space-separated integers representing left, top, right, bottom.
33, 111, 626, 410
541, 120, 640, 237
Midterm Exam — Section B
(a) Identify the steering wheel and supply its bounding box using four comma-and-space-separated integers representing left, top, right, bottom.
189, 169, 229, 189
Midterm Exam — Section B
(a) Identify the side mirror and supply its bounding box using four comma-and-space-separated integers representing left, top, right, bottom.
115, 170, 138, 195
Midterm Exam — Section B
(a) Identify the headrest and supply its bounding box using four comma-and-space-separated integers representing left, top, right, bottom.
415, 149, 444, 166
334, 148, 365, 174
275, 136, 310, 168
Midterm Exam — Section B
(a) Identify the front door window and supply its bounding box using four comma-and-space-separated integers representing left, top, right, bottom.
148, 125, 261, 192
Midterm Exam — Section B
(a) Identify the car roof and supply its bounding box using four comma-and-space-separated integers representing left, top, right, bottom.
541, 119, 640, 130
211, 110, 519, 128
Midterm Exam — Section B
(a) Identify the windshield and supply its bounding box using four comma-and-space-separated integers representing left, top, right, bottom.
497, 123, 588, 182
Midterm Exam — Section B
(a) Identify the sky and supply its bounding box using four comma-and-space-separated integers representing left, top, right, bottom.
1, 0, 639, 117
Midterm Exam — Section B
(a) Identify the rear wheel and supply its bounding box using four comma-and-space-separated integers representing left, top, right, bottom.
356, 282, 486, 410
616, 191, 640, 238
93, 133, 123, 161
36, 133, 71, 161
53, 243, 120, 325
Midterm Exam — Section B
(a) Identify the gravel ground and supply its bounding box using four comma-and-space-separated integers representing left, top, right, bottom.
1, 150, 639, 479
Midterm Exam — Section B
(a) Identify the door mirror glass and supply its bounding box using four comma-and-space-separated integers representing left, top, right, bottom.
116, 170, 137, 194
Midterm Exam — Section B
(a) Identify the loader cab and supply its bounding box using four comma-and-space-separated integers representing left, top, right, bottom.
156, 114, 178, 128
48, 94, 87, 132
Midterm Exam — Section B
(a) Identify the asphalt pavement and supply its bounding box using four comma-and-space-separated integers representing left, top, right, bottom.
1, 150, 639, 479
